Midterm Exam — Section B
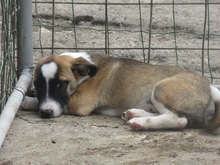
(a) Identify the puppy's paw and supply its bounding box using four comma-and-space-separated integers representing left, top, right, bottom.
178, 117, 187, 128
122, 109, 138, 121
127, 118, 148, 131
20, 96, 39, 111
122, 108, 156, 121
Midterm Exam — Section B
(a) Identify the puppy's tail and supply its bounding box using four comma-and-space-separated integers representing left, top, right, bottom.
207, 85, 220, 129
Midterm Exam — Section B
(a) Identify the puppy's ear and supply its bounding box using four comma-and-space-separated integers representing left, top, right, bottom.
72, 64, 97, 77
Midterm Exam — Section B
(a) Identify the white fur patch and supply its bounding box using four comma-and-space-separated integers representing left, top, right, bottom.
41, 62, 58, 99
127, 108, 157, 117
128, 114, 187, 130
122, 108, 157, 121
40, 98, 62, 117
41, 62, 58, 80
60, 52, 94, 64
210, 85, 220, 102
40, 62, 62, 117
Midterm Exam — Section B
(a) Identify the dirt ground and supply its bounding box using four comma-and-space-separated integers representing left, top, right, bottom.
1, 0, 220, 164
0, 111, 220, 165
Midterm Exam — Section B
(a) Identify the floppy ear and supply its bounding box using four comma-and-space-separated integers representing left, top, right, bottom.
72, 64, 97, 77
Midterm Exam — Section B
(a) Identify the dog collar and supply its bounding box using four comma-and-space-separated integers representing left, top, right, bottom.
78, 75, 90, 85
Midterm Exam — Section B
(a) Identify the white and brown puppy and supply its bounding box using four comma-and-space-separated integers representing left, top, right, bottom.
21, 52, 220, 130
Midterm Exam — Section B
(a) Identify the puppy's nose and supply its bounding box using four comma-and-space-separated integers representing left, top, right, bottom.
39, 109, 53, 118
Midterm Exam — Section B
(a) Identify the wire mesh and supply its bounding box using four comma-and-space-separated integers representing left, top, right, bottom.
32, 0, 220, 84
0, 0, 17, 112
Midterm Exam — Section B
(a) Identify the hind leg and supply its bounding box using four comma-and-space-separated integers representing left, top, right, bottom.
127, 96, 187, 130
128, 114, 187, 130
127, 82, 188, 130
127, 101, 188, 130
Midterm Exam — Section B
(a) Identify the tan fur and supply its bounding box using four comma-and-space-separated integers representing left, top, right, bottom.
207, 103, 220, 129
35, 54, 220, 129
154, 73, 211, 127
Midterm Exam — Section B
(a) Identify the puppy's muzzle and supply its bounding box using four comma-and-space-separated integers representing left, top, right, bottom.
39, 99, 62, 118
39, 109, 54, 118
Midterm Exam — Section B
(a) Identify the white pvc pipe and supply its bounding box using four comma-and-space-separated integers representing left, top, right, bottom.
0, 68, 32, 148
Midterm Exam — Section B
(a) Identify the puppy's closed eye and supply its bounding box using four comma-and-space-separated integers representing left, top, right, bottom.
57, 80, 69, 90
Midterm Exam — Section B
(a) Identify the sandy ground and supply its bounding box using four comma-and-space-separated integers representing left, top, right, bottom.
0, 111, 220, 165
1, 0, 220, 164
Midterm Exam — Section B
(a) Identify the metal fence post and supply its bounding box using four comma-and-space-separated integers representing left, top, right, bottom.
17, 0, 33, 71
0, 0, 33, 148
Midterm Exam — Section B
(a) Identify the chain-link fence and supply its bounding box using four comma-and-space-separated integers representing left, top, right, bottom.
0, 0, 17, 111
32, 0, 220, 83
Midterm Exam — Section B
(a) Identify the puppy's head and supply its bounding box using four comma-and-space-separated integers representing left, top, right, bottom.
34, 53, 97, 118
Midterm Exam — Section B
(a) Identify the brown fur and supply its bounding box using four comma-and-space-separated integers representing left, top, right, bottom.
35, 54, 220, 129
207, 103, 220, 129
154, 73, 211, 127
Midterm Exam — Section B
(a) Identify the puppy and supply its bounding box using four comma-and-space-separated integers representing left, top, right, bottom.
21, 52, 220, 130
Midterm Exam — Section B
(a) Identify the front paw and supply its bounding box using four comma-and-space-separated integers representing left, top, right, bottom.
122, 109, 137, 121
127, 118, 148, 131
122, 108, 155, 121
20, 96, 39, 111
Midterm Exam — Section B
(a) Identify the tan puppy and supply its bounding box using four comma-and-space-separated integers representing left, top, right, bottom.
21, 52, 220, 130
